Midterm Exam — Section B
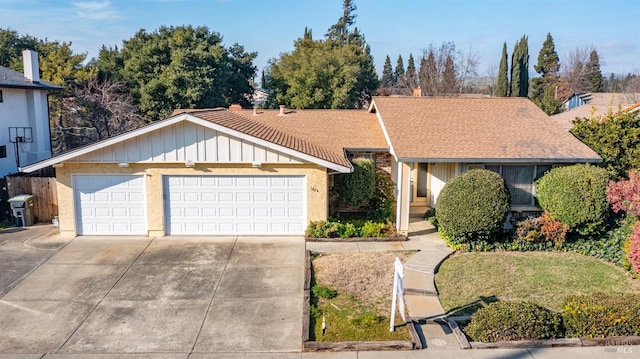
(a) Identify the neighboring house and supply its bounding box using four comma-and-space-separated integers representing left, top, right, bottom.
553, 92, 640, 131
251, 88, 270, 108
21, 97, 600, 238
0, 50, 62, 177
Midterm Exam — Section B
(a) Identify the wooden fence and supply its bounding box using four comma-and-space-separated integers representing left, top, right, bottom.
5, 176, 58, 223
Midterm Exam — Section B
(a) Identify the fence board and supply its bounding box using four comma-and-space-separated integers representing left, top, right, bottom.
6, 176, 58, 223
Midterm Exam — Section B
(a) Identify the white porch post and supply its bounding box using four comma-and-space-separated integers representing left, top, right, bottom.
395, 162, 411, 235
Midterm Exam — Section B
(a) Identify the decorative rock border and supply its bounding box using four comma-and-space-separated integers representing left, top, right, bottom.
301, 250, 420, 351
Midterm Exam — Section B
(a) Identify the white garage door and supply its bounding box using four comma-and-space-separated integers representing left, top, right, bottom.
74, 175, 147, 235
164, 175, 306, 235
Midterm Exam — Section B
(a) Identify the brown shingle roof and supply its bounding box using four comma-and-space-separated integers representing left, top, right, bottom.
371, 96, 601, 162
232, 108, 388, 154
174, 108, 353, 168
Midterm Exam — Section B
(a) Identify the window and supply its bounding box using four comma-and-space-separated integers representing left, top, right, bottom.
471, 164, 553, 207
0, 145, 6, 158
0, 90, 3, 102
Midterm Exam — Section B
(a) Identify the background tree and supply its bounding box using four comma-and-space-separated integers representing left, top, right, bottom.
441, 55, 457, 94
264, 1, 378, 108
394, 54, 405, 86
405, 53, 418, 90
496, 42, 509, 96
584, 49, 604, 92
100, 25, 257, 120
510, 35, 529, 97
418, 42, 478, 96
530, 33, 562, 114
381, 55, 394, 88
561, 46, 591, 94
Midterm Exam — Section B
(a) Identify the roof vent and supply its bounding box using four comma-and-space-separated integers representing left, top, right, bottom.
278, 105, 286, 116
229, 104, 242, 111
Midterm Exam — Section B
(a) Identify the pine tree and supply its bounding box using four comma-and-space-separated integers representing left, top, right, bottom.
381, 55, 394, 88
406, 53, 417, 89
419, 51, 437, 96
584, 49, 604, 92
531, 33, 562, 114
394, 55, 405, 85
497, 42, 509, 97
326, 0, 356, 45
442, 55, 457, 94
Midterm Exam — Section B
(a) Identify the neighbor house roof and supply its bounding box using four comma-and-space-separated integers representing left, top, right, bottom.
0, 65, 62, 90
553, 93, 640, 130
370, 96, 601, 163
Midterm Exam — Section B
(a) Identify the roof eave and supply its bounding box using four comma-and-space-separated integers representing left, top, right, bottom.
396, 157, 603, 163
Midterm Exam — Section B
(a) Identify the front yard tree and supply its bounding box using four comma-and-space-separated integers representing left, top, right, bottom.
531, 33, 562, 114
99, 25, 257, 120
264, 0, 378, 109
510, 35, 529, 97
496, 42, 509, 97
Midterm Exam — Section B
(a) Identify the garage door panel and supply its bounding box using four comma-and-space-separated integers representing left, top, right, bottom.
164, 175, 306, 235
74, 175, 147, 235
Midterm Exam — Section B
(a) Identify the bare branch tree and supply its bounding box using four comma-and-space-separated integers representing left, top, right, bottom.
561, 45, 593, 94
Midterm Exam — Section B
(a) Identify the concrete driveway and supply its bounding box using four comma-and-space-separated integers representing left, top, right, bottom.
0, 234, 305, 355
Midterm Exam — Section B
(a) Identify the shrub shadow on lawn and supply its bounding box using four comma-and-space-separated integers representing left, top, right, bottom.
446, 295, 499, 318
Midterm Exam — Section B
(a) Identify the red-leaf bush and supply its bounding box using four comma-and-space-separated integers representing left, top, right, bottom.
607, 170, 640, 217
628, 222, 640, 274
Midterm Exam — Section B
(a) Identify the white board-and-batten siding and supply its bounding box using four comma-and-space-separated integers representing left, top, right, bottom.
69, 122, 305, 164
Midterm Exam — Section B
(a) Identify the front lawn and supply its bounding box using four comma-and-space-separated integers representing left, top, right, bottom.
436, 251, 640, 316
310, 252, 412, 342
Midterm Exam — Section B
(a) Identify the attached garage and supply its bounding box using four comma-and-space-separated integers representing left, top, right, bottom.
73, 175, 147, 235
164, 175, 306, 235
21, 109, 355, 238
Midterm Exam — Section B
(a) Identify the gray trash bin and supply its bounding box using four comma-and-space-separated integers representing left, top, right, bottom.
8, 194, 36, 227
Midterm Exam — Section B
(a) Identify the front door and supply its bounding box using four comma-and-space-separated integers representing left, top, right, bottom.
411, 162, 429, 205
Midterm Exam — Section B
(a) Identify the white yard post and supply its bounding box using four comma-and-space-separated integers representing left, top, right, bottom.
390, 257, 405, 331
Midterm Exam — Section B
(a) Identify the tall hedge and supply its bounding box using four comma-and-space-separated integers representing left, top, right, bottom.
339, 157, 375, 207
435, 169, 510, 244
535, 164, 610, 235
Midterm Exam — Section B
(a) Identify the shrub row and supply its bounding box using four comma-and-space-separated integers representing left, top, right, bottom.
305, 220, 397, 238
466, 301, 562, 342
563, 293, 640, 338
466, 294, 640, 342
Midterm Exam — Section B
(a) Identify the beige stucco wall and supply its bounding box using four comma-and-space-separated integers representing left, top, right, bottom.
55, 162, 328, 237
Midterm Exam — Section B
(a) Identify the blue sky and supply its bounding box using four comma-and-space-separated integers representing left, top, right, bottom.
2, 0, 639, 78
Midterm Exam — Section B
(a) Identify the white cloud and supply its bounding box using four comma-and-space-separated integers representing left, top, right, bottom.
73, 1, 121, 20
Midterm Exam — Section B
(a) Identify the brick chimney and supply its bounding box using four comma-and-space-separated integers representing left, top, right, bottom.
229, 104, 242, 111
22, 50, 40, 83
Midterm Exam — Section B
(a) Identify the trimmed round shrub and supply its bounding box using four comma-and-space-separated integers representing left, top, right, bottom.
466, 301, 563, 342
339, 157, 375, 207
535, 164, 610, 235
563, 293, 640, 337
435, 169, 510, 245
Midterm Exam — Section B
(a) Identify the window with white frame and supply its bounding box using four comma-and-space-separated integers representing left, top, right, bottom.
480, 164, 552, 206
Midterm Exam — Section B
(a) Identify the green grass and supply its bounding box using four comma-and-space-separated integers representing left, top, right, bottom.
436, 251, 640, 316
310, 292, 410, 342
